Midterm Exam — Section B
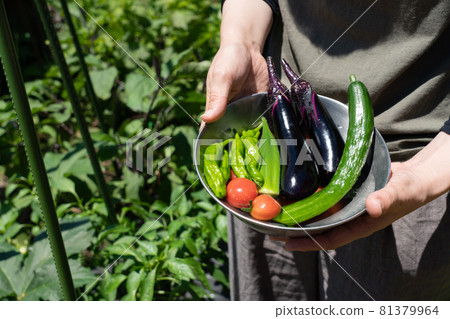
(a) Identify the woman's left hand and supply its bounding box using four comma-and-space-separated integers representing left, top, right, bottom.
276, 131, 450, 251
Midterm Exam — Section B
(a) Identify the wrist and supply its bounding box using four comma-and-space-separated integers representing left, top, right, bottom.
220, 0, 272, 54
219, 39, 262, 55
403, 131, 450, 201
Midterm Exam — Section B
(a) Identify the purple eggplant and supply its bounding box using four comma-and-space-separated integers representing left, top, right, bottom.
267, 57, 319, 200
281, 58, 345, 187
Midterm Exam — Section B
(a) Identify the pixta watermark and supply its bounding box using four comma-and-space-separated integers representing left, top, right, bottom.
196, 138, 325, 166
126, 129, 172, 175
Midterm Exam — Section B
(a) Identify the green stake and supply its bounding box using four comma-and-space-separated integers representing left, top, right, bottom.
0, 0, 76, 300
34, 0, 116, 224
59, 0, 107, 133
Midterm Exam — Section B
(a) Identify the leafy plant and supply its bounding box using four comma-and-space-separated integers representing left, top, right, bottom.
0, 218, 95, 300
1, 0, 228, 301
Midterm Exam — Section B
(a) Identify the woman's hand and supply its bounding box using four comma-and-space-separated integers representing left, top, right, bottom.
200, 0, 273, 124
279, 131, 450, 251
201, 43, 268, 123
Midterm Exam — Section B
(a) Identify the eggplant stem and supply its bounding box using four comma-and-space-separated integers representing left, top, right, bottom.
280, 91, 291, 102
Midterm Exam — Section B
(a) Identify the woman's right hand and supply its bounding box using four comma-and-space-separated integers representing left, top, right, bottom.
201, 43, 269, 123
200, 0, 273, 124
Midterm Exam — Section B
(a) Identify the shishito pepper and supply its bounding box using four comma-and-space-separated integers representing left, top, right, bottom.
258, 117, 280, 196
220, 149, 230, 182
203, 140, 230, 199
241, 124, 264, 188
229, 133, 249, 179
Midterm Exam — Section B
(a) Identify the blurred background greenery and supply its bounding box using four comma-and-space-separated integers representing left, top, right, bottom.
0, 0, 229, 300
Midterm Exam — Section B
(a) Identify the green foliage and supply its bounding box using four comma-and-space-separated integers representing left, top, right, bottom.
0, 0, 227, 300
0, 218, 95, 300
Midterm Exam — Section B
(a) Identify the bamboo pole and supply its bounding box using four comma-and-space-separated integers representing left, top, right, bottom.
34, 0, 116, 224
0, 0, 76, 300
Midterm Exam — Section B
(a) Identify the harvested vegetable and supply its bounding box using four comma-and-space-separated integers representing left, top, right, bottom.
241, 125, 264, 188
281, 58, 344, 187
258, 117, 280, 196
203, 140, 230, 199
220, 149, 230, 182
250, 195, 281, 221
267, 56, 319, 200
230, 133, 249, 179
226, 178, 258, 209
272, 74, 374, 226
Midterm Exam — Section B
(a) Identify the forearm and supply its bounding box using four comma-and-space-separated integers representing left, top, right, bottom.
220, 0, 273, 52
404, 131, 450, 201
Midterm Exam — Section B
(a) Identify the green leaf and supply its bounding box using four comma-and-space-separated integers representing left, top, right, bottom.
69, 259, 96, 288
140, 268, 156, 301
48, 175, 76, 196
3, 223, 24, 240
55, 203, 73, 218
60, 219, 95, 256
121, 270, 142, 301
137, 240, 158, 255
22, 260, 62, 301
0, 247, 22, 299
0, 204, 19, 233
123, 168, 144, 201
170, 10, 196, 30
89, 66, 118, 100
195, 201, 215, 212
168, 220, 183, 236
182, 258, 212, 292
165, 258, 196, 282
11, 189, 33, 211
215, 214, 228, 243
0, 218, 94, 300
100, 272, 127, 301
124, 73, 158, 112
183, 237, 199, 258
49, 103, 72, 123
98, 224, 131, 241
135, 220, 163, 236
212, 267, 229, 289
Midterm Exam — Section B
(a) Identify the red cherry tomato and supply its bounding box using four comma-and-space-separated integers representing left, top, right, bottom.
230, 169, 237, 180
250, 195, 281, 221
226, 178, 258, 208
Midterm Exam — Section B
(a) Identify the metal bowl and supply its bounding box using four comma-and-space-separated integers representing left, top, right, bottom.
194, 93, 390, 238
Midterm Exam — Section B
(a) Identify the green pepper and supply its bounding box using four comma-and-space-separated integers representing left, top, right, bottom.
230, 133, 249, 179
220, 149, 230, 182
241, 126, 264, 188
203, 140, 230, 199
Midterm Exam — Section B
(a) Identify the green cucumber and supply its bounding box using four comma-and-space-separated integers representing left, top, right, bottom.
272, 74, 374, 226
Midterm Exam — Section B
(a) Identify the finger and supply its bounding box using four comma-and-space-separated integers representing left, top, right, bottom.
201, 92, 229, 123
269, 236, 289, 242
365, 163, 401, 218
201, 71, 232, 123
365, 182, 399, 218
285, 215, 375, 251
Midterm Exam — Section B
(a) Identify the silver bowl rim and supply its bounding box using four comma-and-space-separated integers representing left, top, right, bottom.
194, 92, 391, 232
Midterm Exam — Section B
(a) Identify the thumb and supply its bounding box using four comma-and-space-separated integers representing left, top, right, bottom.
201, 82, 231, 123
365, 183, 399, 218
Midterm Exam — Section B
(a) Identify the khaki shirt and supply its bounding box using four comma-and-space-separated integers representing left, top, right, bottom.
265, 0, 450, 161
